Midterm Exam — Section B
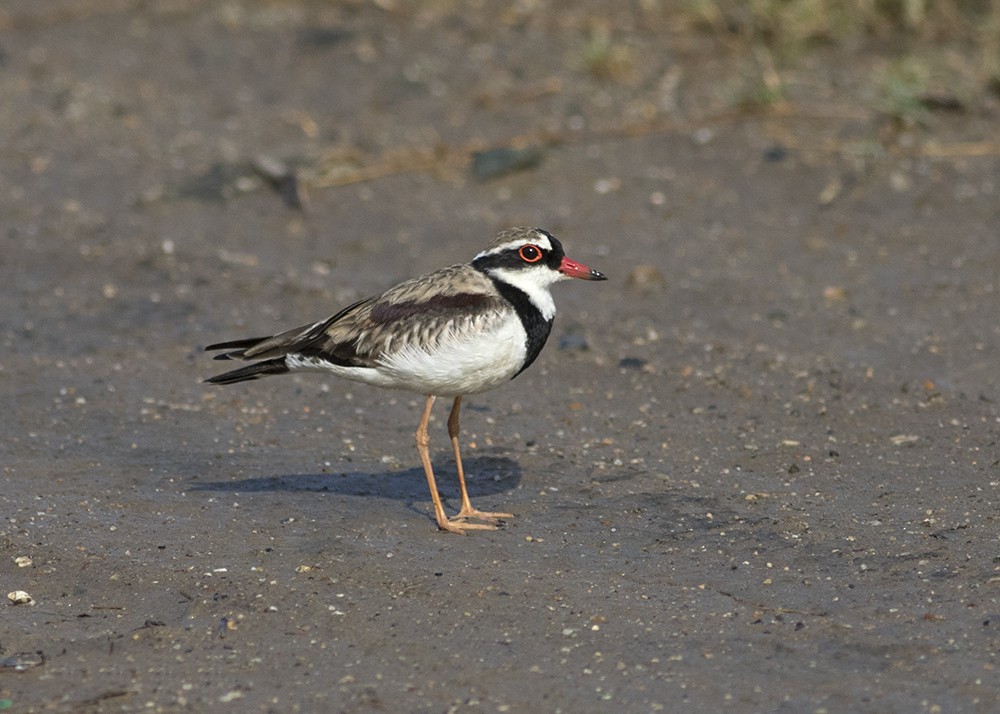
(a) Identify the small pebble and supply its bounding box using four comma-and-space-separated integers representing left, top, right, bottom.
7, 590, 34, 605
0, 653, 44, 671
252, 155, 307, 209
593, 177, 621, 194
818, 177, 842, 205
692, 127, 714, 145
762, 144, 787, 162
558, 324, 590, 351
618, 357, 647, 370
558, 333, 590, 351
823, 285, 847, 301
627, 264, 664, 291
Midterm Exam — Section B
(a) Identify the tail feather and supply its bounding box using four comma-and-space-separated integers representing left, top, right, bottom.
205, 336, 271, 360
204, 357, 289, 385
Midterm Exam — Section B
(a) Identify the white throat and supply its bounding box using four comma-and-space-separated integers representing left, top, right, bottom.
487, 266, 560, 320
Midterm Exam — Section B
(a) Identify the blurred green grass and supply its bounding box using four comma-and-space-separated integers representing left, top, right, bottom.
675, 0, 1000, 121
684, 0, 1000, 50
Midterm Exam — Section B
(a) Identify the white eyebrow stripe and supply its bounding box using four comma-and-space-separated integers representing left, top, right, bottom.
475, 230, 552, 260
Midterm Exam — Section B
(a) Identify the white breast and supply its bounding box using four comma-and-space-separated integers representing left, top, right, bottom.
375, 315, 528, 396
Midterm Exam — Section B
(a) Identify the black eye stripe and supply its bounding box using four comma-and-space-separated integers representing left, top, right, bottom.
471, 235, 565, 274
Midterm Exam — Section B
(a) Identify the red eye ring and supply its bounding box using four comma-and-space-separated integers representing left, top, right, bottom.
519, 244, 543, 263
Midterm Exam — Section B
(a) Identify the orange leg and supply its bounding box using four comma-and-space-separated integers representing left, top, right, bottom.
448, 395, 513, 523
415, 395, 494, 534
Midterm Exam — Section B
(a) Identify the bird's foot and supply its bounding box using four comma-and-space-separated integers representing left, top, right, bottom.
436, 517, 499, 535
453, 506, 514, 523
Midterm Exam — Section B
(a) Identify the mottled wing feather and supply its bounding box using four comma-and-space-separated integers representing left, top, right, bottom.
229, 297, 374, 362
315, 265, 507, 367
218, 264, 508, 370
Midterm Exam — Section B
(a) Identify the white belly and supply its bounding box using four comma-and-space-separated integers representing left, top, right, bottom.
286, 317, 528, 397
376, 317, 528, 396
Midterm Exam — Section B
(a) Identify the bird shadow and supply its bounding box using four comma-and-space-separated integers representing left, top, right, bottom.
188, 455, 522, 515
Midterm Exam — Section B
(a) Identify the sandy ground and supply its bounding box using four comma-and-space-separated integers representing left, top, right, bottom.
1, 2, 998, 712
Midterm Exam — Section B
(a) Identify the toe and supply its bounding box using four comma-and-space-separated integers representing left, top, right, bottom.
455, 508, 514, 522
436, 518, 498, 534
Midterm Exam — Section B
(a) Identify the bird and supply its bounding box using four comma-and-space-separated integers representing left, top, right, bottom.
204, 227, 606, 534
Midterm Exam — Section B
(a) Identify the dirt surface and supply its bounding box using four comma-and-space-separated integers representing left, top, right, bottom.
2, 2, 999, 712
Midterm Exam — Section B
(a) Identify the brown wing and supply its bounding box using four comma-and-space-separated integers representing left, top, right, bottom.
208, 264, 506, 369
211, 296, 373, 363
313, 264, 507, 366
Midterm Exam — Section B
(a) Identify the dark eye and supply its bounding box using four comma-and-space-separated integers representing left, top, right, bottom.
518, 244, 543, 263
